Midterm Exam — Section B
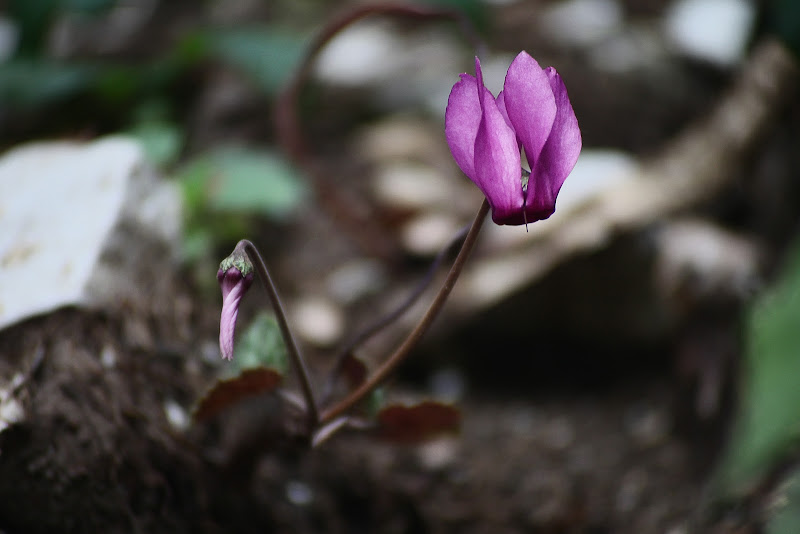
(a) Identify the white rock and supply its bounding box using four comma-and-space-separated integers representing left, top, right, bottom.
664, 0, 755, 67
0, 136, 182, 330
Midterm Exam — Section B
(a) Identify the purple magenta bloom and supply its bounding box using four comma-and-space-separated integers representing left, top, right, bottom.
217, 259, 254, 361
445, 52, 582, 225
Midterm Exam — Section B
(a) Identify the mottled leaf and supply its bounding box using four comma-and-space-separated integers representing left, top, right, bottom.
231, 313, 288, 375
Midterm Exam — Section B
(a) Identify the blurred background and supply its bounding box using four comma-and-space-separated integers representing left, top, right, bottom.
0, 0, 799, 532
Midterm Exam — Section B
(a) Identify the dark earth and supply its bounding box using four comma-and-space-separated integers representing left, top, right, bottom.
1, 0, 799, 532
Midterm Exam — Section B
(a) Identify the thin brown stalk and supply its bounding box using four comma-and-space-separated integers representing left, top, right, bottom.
240, 240, 319, 428
319, 199, 489, 425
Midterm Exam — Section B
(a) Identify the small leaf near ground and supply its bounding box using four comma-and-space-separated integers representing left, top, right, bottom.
0, 60, 96, 108
377, 401, 460, 443
193, 368, 282, 422
126, 120, 183, 168
231, 313, 288, 376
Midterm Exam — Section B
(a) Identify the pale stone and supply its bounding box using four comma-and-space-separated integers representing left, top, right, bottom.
371, 162, 452, 210
0, 136, 182, 330
290, 296, 344, 347
664, 0, 755, 67
401, 213, 463, 256
163, 399, 190, 432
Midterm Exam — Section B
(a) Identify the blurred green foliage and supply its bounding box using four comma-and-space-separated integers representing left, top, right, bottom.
178, 146, 307, 263
0, 0, 483, 277
713, 239, 800, 517
769, 0, 800, 58
201, 27, 307, 97
1, 1, 311, 270
419, 0, 487, 33
0, 60, 96, 106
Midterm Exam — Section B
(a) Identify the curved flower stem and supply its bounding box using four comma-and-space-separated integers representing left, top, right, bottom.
277, 3, 484, 162
239, 239, 319, 429
322, 221, 472, 403
319, 199, 489, 425
275, 3, 485, 260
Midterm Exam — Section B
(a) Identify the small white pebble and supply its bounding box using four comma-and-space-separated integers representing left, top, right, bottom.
429, 368, 467, 402
100, 345, 117, 369
0, 396, 24, 433
163, 399, 189, 431
417, 437, 459, 470
286, 480, 313, 506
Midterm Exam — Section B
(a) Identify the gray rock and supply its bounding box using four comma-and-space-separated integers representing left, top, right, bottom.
0, 136, 182, 330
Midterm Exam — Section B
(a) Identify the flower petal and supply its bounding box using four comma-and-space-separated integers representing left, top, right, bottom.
502, 51, 557, 170
218, 268, 253, 360
445, 72, 482, 180
525, 67, 582, 220
472, 57, 524, 224
495, 91, 514, 132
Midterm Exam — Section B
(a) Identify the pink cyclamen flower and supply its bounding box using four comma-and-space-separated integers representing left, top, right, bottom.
445, 52, 582, 225
217, 256, 254, 361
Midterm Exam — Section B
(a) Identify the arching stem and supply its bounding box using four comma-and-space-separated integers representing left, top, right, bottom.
319, 199, 489, 425
239, 240, 319, 429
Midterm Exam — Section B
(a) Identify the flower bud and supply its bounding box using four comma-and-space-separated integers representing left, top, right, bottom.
217, 249, 254, 360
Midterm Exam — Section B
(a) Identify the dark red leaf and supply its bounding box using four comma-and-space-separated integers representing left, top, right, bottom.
376, 401, 460, 443
193, 368, 283, 422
